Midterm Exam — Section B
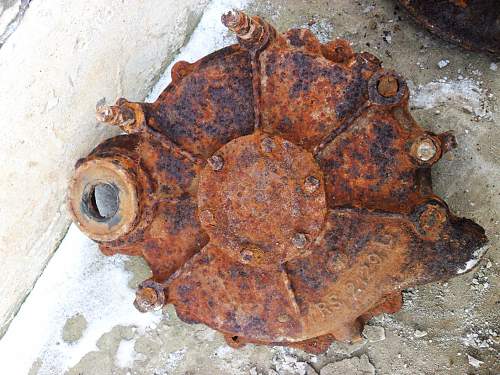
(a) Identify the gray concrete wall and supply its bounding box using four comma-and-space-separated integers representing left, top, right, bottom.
0, 0, 208, 337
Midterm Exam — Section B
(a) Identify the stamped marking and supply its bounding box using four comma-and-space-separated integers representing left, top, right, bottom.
312, 252, 385, 319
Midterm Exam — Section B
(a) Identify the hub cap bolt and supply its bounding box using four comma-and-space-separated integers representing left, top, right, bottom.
304, 176, 320, 193
415, 138, 437, 162
292, 233, 307, 249
208, 155, 224, 171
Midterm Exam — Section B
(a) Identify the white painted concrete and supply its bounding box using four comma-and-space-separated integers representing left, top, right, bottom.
0, 0, 208, 337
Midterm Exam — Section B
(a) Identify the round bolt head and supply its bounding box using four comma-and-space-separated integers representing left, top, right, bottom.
240, 248, 254, 264
261, 137, 276, 153
95, 104, 114, 122
134, 287, 160, 313
377, 75, 399, 97
239, 244, 264, 265
221, 9, 244, 30
415, 138, 437, 162
304, 176, 320, 194
419, 203, 447, 234
208, 155, 224, 171
292, 233, 307, 249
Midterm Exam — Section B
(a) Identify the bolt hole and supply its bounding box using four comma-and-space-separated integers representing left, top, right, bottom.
85, 183, 119, 221
231, 336, 239, 342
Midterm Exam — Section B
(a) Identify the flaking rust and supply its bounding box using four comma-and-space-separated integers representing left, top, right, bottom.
69, 11, 488, 353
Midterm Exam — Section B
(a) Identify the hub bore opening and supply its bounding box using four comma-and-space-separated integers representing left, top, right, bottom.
84, 183, 120, 221
69, 158, 139, 241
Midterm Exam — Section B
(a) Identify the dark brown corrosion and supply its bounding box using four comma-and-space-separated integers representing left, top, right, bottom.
68, 11, 488, 353
398, 0, 500, 56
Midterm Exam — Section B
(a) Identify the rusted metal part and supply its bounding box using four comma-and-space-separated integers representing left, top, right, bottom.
397, 0, 500, 56
134, 279, 166, 313
68, 11, 488, 353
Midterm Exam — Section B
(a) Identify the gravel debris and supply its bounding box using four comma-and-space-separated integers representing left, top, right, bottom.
437, 59, 449, 68
414, 330, 428, 338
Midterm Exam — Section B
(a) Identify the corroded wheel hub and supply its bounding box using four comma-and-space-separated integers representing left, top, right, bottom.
68, 10, 488, 354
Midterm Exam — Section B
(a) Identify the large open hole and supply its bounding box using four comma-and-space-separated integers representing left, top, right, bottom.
85, 183, 119, 221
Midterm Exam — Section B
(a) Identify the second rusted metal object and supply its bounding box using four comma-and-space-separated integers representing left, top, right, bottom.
68, 11, 487, 353
398, 0, 500, 56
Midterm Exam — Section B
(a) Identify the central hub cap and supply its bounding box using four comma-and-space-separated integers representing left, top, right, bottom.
198, 133, 326, 267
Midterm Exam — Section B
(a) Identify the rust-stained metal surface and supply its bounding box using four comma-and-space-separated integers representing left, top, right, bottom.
68, 11, 488, 353
398, 0, 500, 56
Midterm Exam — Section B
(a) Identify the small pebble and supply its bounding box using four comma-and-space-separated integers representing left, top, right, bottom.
383, 30, 392, 44
489, 62, 497, 71
467, 354, 483, 368
414, 329, 428, 338
363, 5, 375, 13
363, 325, 386, 343
437, 59, 449, 68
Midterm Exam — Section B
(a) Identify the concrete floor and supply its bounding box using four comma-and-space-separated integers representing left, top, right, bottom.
6, 0, 500, 374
